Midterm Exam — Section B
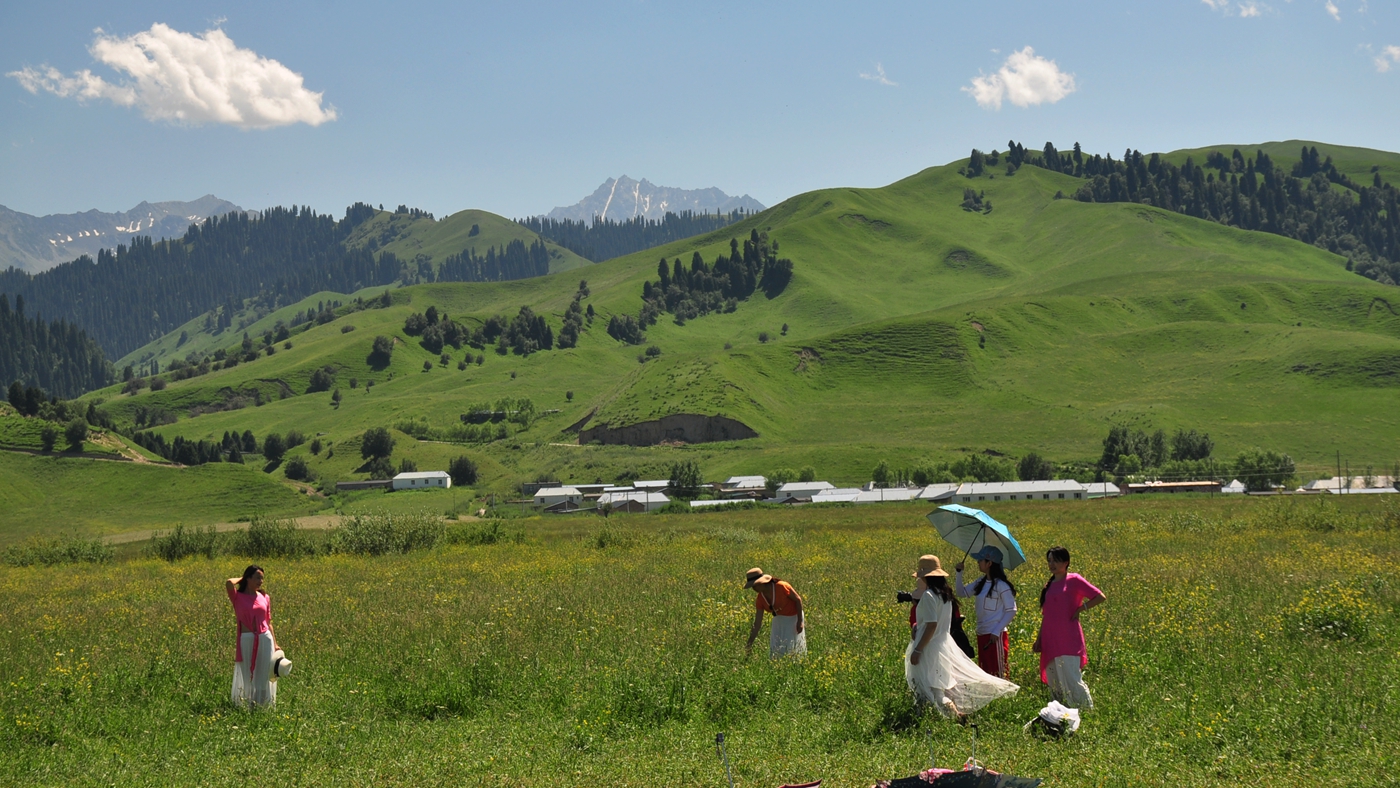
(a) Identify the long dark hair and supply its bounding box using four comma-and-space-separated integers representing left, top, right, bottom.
236, 564, 264, 594
1039, 546, 1071, 608
973, 562, 1017, 597
924, 575, 955, 603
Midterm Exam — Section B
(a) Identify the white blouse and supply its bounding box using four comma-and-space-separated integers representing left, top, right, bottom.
954, 570, 1017, 636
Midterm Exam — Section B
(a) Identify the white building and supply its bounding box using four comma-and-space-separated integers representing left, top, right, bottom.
854, 487, 920, 504
1322, 486, 1398, 495
598, 490, 671, 512
775, 481, 835, 500
954, 480, 1086, 504
1220, 479, 1247, 494
633, 479, 671, 492
392, 471, 451, 491
917, 483, 959, 502
534, 486, 584, 507
1302, 476, 1396, 492
811, 488, 863, 504
720, 475, 767, 498
1083, 481, 1122, 499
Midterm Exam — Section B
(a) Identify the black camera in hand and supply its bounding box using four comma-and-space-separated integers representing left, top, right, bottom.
896, 590, 916, 604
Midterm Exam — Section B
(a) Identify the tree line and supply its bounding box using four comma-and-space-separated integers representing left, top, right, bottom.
0, 294, 113, 398
608, 230, 793, 344
518, 210, 750, 262
985, 141, 1400, 286
0, 202, 564, 365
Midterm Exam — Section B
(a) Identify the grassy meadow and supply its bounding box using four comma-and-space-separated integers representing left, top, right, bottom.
2, 495, 1397, 787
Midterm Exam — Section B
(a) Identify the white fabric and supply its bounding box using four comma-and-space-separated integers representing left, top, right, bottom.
232, 630, 277, 708
955, 570, 1017, 635
1037, 700, 1081, 733
1046, 654, 1093, 710
904, 592, 1019, 715
769, 613, 807, 657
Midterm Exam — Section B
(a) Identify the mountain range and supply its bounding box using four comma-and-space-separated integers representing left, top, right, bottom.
0, 195, 243, 274
545, 176, 764, 222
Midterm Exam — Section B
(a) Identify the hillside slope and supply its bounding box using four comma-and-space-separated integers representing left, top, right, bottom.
344, 208, 591, 274
83, 150, 1400, 506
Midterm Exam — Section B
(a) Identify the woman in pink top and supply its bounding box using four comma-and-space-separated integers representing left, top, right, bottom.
1031, 546, 1105, 710
225, 565, 280, 708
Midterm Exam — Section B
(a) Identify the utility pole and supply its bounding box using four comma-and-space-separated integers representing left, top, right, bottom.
1337, 452, 1342, 496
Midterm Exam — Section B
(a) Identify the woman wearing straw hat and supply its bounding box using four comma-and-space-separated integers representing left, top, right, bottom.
744, 568, 807, 657
955, 545, 1018, 680
906, 555, 1018, 720
225, 565, 281, 708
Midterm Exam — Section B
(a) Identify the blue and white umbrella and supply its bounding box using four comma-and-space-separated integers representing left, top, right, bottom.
926, 504, 1028, 571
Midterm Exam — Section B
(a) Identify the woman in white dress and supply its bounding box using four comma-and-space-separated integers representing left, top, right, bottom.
906, 555, 1019, 719
225, 565, 280, 708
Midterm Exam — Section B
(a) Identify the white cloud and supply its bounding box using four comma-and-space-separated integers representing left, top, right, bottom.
963, 47, 1075, 111
1376, 45, 1400, 73
859, 62, 897, 86
1325, 2, 1341, 21
6, 23, 335, 129
1200, 0, 1268, 16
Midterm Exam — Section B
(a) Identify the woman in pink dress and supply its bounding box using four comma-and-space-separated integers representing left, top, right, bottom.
1032, 546, 1105, 710
225, 565, 280, 708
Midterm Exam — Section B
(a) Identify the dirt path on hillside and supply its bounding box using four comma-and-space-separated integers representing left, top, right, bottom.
89, 432, 157, 464
104, 514, 346, 545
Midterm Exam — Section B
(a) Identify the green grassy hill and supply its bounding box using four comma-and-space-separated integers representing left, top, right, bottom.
344, 207, 593, 273
22, 142, 1400, 538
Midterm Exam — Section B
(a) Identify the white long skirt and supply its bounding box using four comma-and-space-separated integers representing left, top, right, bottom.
231, 631, 277, 708
769, 614, 807, 657
906, 604, 1018, 716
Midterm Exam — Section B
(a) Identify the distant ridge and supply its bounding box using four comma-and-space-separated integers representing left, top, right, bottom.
0, 195, 243, 274
545, 176, 763, 222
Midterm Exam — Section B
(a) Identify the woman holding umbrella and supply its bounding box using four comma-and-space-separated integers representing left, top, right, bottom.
1032, 546, 1105, 710
955, 545, 1017, 679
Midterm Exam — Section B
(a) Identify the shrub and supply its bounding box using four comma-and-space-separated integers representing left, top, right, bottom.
370, 335, 394, 364
262, 433, 286, 462
229, 516, 320, 558
399, 458, 418, 474
310, 438, 323, 455
285, 430, 306, 448
39, 424, 58, 452
361, 427, 395, 459
365, 456, 395, 479
307, 367, 334, 393
448, 455, 479, 486
423, 360, 433, 372
64, 419, 88, 451
565, 391, 574, 402
148, 524, 219, 561
4, 535, 114, 567
758, 331, 770, 343
341, 324, 356, 333
285, 457, 314, 481
443, 520, 514, 546
330, 511, 445, 556
149, 377, 167, 391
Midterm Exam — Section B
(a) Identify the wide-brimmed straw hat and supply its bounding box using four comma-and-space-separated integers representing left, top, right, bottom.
269, 649, 292, 681
743, 567, 773, 589
913, 554, 949, 578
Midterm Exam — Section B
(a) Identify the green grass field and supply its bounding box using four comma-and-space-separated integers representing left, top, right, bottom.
0, 452, 322, 544
1, 496, 1396, 786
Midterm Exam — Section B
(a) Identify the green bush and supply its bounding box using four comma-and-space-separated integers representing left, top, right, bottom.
331, 511, 444, 556
3, 535, 114, 567
148, 524, 220, 561
229, 516, 321, 558
443, 520, 517, 546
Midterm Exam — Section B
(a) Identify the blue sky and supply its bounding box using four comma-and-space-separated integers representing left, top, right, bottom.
2, 1, 1396, 219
